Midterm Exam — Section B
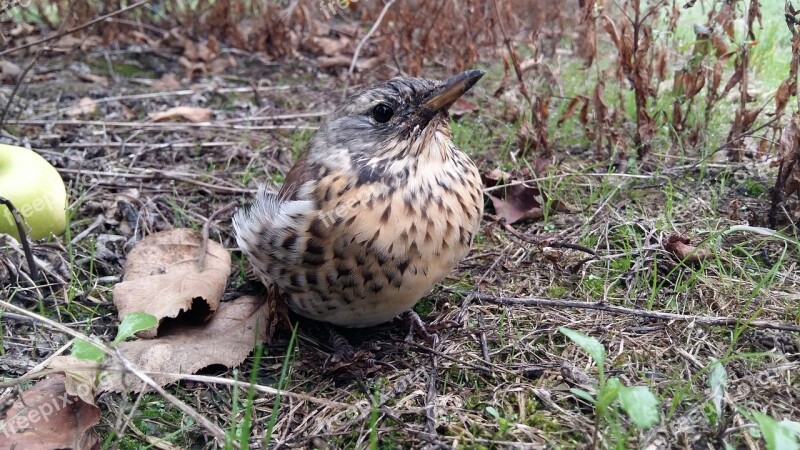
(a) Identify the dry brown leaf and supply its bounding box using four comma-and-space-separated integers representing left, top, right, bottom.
664, 234, 713, 263
75, 72, 109, 88
100, 296, 269, 393
0, 59, 21, 82
149, 106, 212, 123
209, 56, 237, 75
483, 169, 570, 225
113, 228, 230, 338
316, 55, 382, 71
311, 36, 351, 56
0, 374, 100, 450
449, 98, 480, 119
65, 97, 97, 118
177, 56, 206, 80
153, 73, 181, 90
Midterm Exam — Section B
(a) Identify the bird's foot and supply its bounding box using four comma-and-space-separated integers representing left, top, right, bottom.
403, 311, 457, 346
328, 326, 357, 360
326, 326, 379, 369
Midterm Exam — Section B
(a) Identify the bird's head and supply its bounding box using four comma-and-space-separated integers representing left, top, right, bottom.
309, 70, 484, 179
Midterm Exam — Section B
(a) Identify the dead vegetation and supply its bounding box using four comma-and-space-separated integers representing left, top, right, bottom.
0, 0, 799, 449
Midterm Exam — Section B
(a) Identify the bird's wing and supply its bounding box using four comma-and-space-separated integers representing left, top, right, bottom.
277, 150, 314, 201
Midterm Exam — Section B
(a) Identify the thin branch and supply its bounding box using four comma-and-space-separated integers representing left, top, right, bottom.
0, 0, 153, 57
0, 196, 39, 280
0, 298, 235, 448
449, 290, 800, 333
342, 0, 397, 101
198, 201, 236, 268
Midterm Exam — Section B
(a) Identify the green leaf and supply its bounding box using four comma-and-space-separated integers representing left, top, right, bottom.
596, 377, 621, 416
114, 312, 158, 344
558, 327, 606, 381
781, 419, 800, 437
618, 385, 660, 429
570, 388, 596, 404
749, 410, 800, 450
72, 338, 105, 362
708, 358, 727, 419
485, 406, 500, 420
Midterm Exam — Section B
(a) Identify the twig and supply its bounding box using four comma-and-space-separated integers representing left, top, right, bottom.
32, 85, 293, 120
0, 0, 153, 57
0, 196, 39, 280
0, 46, 44, 127
113, 350, 238, 448
342, 0, 397, 101
14, 119, 316, 131
456, 290, 800, 333
0, 299, 235, 447
198, 201, 236, 268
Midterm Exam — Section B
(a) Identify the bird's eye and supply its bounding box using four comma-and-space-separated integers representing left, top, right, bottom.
371, 103, 394, 123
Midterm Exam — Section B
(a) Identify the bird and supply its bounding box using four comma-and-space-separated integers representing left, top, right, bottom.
233, 70, 485, 329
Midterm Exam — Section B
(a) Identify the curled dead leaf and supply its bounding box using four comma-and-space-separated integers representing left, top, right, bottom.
75, 72, 109, 88
0, 374, 100, 450
0, 59, 22, 83
149, 106, 212, 123
664, 234, 713, 263
113, 228, 230, 338
65, 97, 97, 118
483, 169, 571, 225
153, 73, 181, 90
100, 296, 269, 393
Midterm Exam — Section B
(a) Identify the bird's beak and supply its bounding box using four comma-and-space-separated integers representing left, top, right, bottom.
417, 70, 484, 123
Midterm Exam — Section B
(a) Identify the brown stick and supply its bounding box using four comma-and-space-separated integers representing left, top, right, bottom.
0, 196, 39, 280
449, 289, 800, 333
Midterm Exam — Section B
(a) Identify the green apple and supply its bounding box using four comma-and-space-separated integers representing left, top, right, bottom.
0, 144, 67, 240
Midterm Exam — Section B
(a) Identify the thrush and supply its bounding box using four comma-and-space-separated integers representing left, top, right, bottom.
233, 70, 485, 328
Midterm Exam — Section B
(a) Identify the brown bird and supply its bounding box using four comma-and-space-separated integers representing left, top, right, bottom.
233, 71, 484, 328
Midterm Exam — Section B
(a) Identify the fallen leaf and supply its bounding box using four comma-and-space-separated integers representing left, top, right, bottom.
0, 374, 100, 450
664, 234, 713, 263
310, 36, 351, 56
209, 56, 236, 75
65, 97, 97, 117
487, 183, 546, 224
100, 296, 269, 393
450, 98, 480, 119
75, 72, 109, 88
177, 56, 206, 80
483, 169, 570, 225
153, 73, 181, 90
149, 106, 212, 123
316, 55, 382, 71
112, 228, 230, 338
0, 59, 21, 83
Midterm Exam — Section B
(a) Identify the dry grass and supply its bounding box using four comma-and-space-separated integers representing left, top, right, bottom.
1, 1, 799, 449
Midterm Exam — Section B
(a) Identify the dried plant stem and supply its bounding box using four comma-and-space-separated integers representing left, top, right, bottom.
0, 298, 235, 447
343, 0, 397, 100
451, 290, 800, 333
0, 196, 39, 280
198, 201, 237, 268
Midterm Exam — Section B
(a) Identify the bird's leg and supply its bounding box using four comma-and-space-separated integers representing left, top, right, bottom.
404, 311, 439, 346
327, 325, 356, 360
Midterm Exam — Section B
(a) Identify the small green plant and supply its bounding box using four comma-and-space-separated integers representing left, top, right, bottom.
485, 405, 516, 438
72, 312, 158, 362
745, 410, 800, 450
704, 359, 800, 449
558, 327, 660, 447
